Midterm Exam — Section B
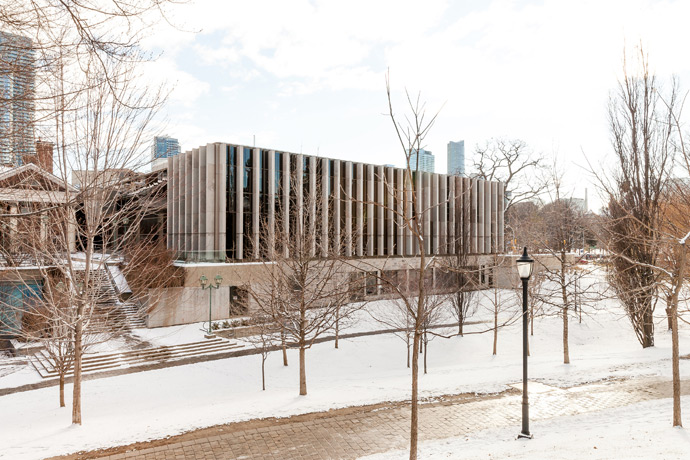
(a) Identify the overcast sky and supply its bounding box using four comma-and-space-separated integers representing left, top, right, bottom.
141, 0, 690, 211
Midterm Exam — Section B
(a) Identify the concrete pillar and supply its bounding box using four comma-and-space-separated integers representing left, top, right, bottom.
167, 155, 173, 251
386, 167, 394, 256
217, 144, 227, 261
177, 152, 185, 254
396, 168, 404, 256
295, 154, 304, 249
470, 178, 478, 254
460, 177, 469, 254
333, 160, 341, 255
205, 144, 216, 261
198, 146, 207, 258
235, 147, 244, 260
355, 163, 364, 256
484, 180, 492, 253
190, 148, 200, 260
344, 161, 353, 257
321, 157, 329, 256
423, 173, 431, 255
377, 165, 385, 256
252, 148, 260, 259
448, 176, 456, 255
309, 155, 317, 257
170, 154, 178, 252
185, 150, 193, 257
267, 149, 276, 258
491, 181, 498, 253
498, 182, 505, 252
67, 206, 77, 253
415, 172, 422, 255
366, 164, 374, 256
405, 170, 413, 255
282, 152, 290, 258
477, 178, 484, 254
431, 174, 439, 255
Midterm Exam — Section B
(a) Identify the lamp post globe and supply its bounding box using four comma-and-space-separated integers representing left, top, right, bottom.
516, 246, 534, 280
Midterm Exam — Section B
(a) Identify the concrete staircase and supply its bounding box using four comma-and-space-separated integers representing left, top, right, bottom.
76, 267, 146, 331
30, 337, 244, 379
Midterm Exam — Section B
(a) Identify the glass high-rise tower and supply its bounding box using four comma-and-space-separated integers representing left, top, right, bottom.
409, 148, 435, 173
0, 31, 35, 166
152, 135, 181, 160
447, 140, 465, 176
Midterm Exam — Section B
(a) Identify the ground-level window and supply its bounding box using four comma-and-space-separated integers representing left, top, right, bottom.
0, 281, 43, 339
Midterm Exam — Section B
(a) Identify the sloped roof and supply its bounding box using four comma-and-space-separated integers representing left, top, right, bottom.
0, 164, 78, 193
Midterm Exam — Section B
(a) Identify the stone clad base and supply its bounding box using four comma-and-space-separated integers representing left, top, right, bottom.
145, 254, 565, 328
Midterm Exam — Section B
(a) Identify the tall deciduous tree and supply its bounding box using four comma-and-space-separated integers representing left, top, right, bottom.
600, 46, 678, 349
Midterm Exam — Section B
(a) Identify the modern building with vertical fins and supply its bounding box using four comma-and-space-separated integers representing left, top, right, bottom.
152, 142, 507, 327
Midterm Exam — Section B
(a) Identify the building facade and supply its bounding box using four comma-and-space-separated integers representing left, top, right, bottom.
447, 140, 465, 176
409, 148, 435, 173
0, 31, 35, 166
166, 143, 505, 263
152, 136, 181, 160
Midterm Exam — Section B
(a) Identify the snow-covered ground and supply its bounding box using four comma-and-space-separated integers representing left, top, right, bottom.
362, 397, 690, 460
1, 269, 689, 459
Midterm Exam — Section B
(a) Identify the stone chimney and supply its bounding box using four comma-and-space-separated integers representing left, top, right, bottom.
24, 139, 54, 173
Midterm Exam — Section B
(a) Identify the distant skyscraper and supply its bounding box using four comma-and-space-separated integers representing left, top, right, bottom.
447, 140, 465, 176
0, 31, 35, 166
152, 135, 181, 160
409, 148, 435, 173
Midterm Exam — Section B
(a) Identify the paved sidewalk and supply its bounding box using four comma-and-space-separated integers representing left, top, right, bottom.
50, 376, 690, 460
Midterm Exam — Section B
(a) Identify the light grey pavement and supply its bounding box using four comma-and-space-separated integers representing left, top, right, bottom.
49, 376, 690, 460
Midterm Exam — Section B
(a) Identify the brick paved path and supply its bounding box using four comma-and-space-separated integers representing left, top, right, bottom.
52, 377, 690, 460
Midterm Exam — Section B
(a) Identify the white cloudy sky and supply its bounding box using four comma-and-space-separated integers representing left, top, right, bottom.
141, 0, 690, 210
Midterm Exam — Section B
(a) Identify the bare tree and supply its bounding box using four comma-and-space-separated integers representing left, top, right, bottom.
245, 171, 360, 396
446, 266, 478, 336
599, 46, 678, 349
244, 315, 280, 391
536, 167, 590, 363
472, 138, 547, 214
383, 74, 445, 460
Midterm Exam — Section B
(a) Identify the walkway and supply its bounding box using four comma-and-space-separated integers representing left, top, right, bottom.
49, 376, 690, 460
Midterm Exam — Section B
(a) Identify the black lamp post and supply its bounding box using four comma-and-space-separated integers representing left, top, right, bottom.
200, 274, 223, 338
516, 246, 534, 439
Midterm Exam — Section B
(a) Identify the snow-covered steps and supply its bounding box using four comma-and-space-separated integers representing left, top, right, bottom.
30, 338, 244, 379
119, 303, 146, 328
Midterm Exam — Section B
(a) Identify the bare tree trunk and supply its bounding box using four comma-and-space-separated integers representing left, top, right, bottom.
72, 316, 83, 425
281, 331, 288, 366
492, 306, 498, 356
406, 335, 410, 368
423, 332, 428, 375
410, 329, 421, 460
669, 244, 686, 427
261, 355, 266, 391
299, 344, 307, 396
671, 302, 682, 427
59, 373, 65, 407
642, 311, 655, 348
335, 306, 340, 349
458, 295, 464, 336
563, 304, 570, 364
561, 254, 570, 364
530, 301, 534, 336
